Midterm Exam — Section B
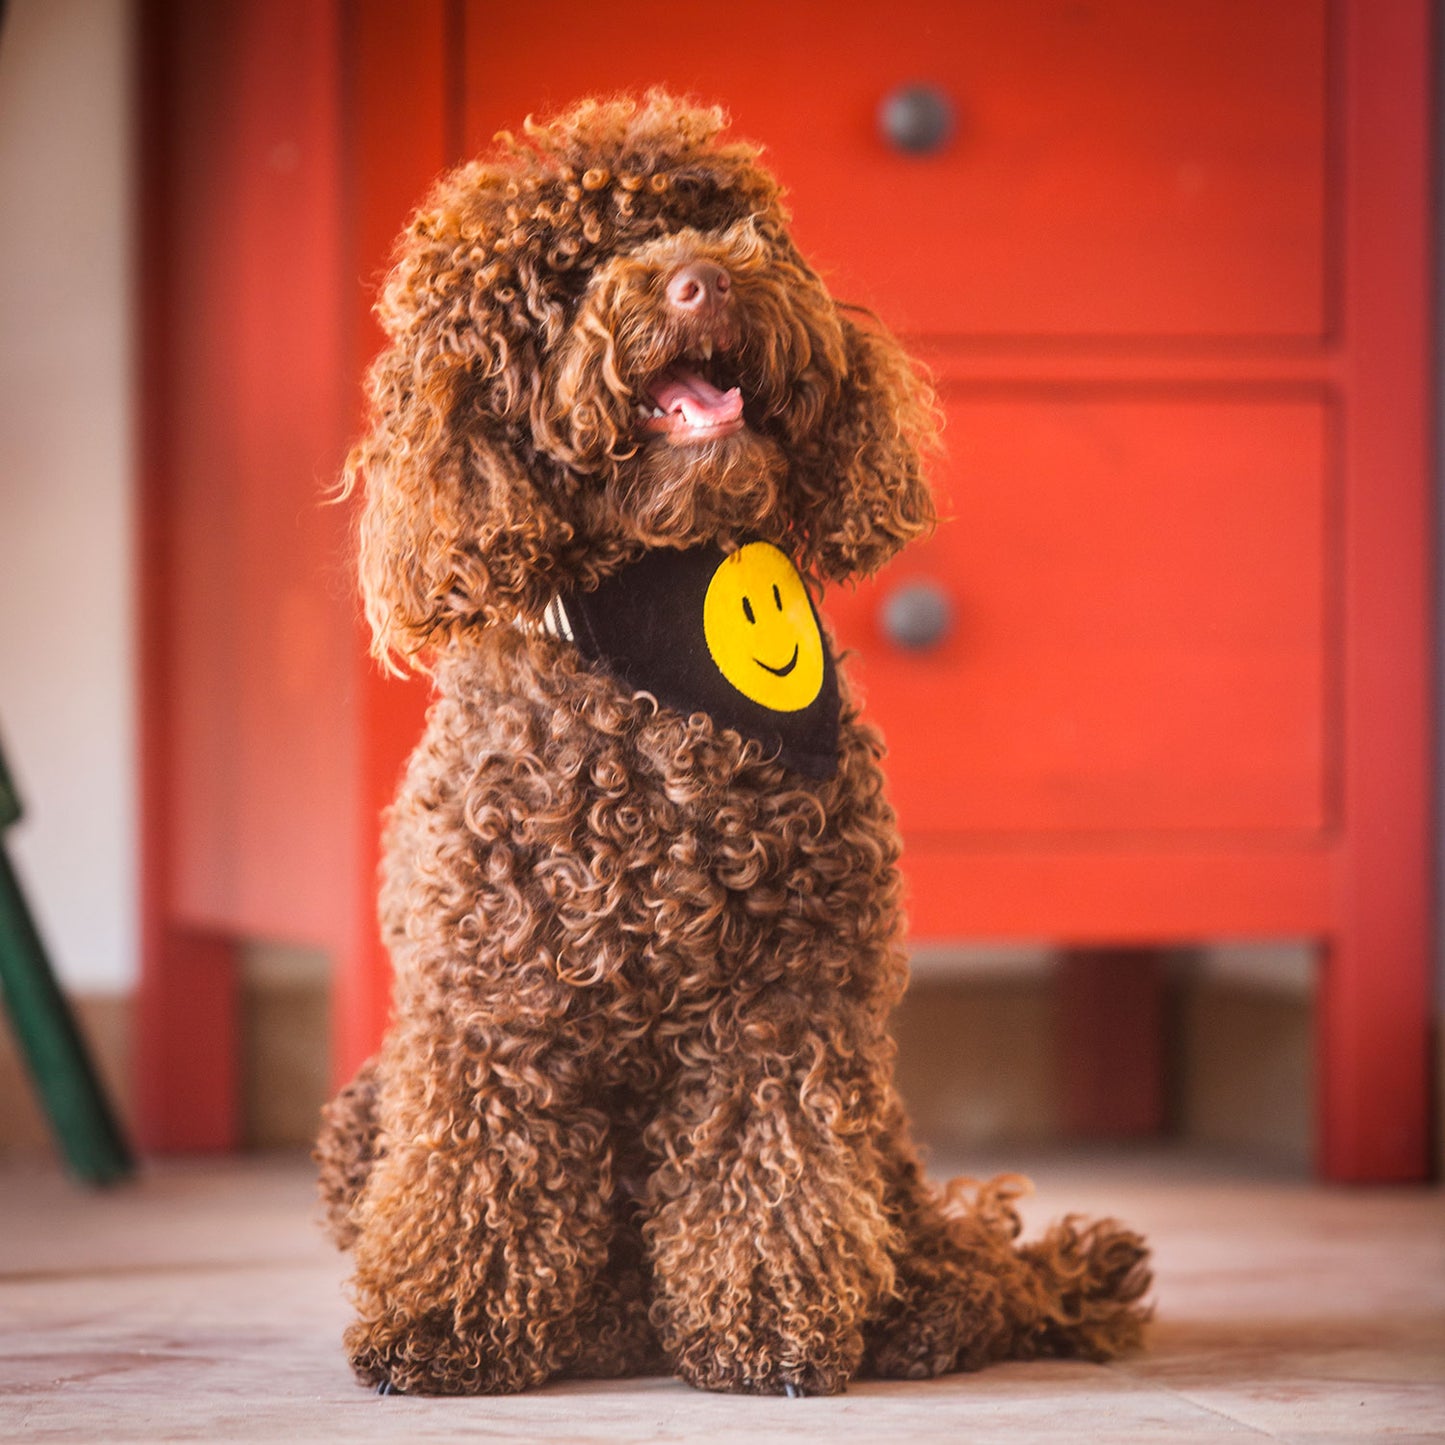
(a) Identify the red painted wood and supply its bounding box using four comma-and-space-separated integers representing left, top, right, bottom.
135, 930, 241, 1153
135, 0, 169, 1149
901, 845, 1334, 943
161, 3, 351, 946
136, 0, 350, 1148
828, 395, 1332, 838
134, 0, 241, 1153
1315, 0, 1433, 1182
1056, 952, 1168, 1138
135, 0, 239, 1152
331, 0, 456, 1088
460, 0, 1327, 339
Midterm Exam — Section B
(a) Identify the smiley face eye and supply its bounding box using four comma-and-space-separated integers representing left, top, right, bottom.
772, 583, 782, 610
742, 596, 756, 624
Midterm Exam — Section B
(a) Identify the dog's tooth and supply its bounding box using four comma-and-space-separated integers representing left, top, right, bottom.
701, 337, 714, 361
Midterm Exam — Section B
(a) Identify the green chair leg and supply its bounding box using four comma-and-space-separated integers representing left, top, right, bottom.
0, 744, 133, 1185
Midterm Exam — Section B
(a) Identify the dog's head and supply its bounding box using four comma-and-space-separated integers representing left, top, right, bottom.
348, 92, 937, 668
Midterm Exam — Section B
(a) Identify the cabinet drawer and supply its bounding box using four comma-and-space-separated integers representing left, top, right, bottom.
826, 396, 1332, 836
463, 0, 1328, 339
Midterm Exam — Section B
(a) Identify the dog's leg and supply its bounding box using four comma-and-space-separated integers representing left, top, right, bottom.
340, 1040, 622, 1395
862, 1100, 1152, 1377
643, 1029, 900, 1397
861, 1125, 1032, 1377
315, 1056, 384, 1249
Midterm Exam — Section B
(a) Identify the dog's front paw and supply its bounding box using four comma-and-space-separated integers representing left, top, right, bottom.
347, 1325, 539, 1396
668, 1332, 855, 1397
678, 1363, 844, 1397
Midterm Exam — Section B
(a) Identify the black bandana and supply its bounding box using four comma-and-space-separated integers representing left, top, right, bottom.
551, 542, 840, 778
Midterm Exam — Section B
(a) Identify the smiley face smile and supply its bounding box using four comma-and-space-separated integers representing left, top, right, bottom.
754, 644, 799, 677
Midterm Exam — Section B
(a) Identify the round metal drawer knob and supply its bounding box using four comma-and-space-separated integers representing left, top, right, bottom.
880, 580, 952, 650
879, 84, 956, 156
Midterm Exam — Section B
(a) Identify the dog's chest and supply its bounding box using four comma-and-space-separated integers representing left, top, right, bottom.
550, 542, 843, 780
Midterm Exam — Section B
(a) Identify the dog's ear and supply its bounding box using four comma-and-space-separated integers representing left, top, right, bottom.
343, 182, 578, 671
795, 313, 939, 583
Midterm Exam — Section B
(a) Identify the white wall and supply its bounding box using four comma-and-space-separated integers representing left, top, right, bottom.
0, 0, 136, 993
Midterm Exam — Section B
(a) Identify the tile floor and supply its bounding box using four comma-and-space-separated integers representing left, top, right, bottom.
1, 1149, 1441, 1443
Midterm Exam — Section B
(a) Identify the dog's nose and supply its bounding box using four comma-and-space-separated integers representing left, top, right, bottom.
666, 261, 731, 313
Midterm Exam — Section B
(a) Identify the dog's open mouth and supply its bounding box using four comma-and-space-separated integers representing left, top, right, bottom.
637, 356, 745, 446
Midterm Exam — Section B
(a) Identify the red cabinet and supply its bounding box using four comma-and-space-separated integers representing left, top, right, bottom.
138, 0, 1433, 1180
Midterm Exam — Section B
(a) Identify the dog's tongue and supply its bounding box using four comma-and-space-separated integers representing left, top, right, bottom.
649, 368, 743, 427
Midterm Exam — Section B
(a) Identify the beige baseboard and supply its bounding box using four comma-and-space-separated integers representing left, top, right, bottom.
6, 947, 1399, 1178
0, 991, 134, 1155
1172, 970, 1312, 1170
239, 941, 330, 1150
894, 950, 1315, 1170
893, 975, 1059, 1152
0, 943, 331, 1157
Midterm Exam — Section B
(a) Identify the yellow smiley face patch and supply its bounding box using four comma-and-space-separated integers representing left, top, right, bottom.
702, 542, 825, 712
554, 540, 840, 775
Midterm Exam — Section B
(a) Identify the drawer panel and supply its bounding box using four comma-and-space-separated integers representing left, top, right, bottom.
464, 0, 1328, 338
825, 396, 1332, 836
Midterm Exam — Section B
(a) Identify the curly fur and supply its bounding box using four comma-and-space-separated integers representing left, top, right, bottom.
317, 91, 1150, 1396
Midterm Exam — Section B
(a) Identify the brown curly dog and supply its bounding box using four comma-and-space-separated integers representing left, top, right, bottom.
316, 91, 1151, 1398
